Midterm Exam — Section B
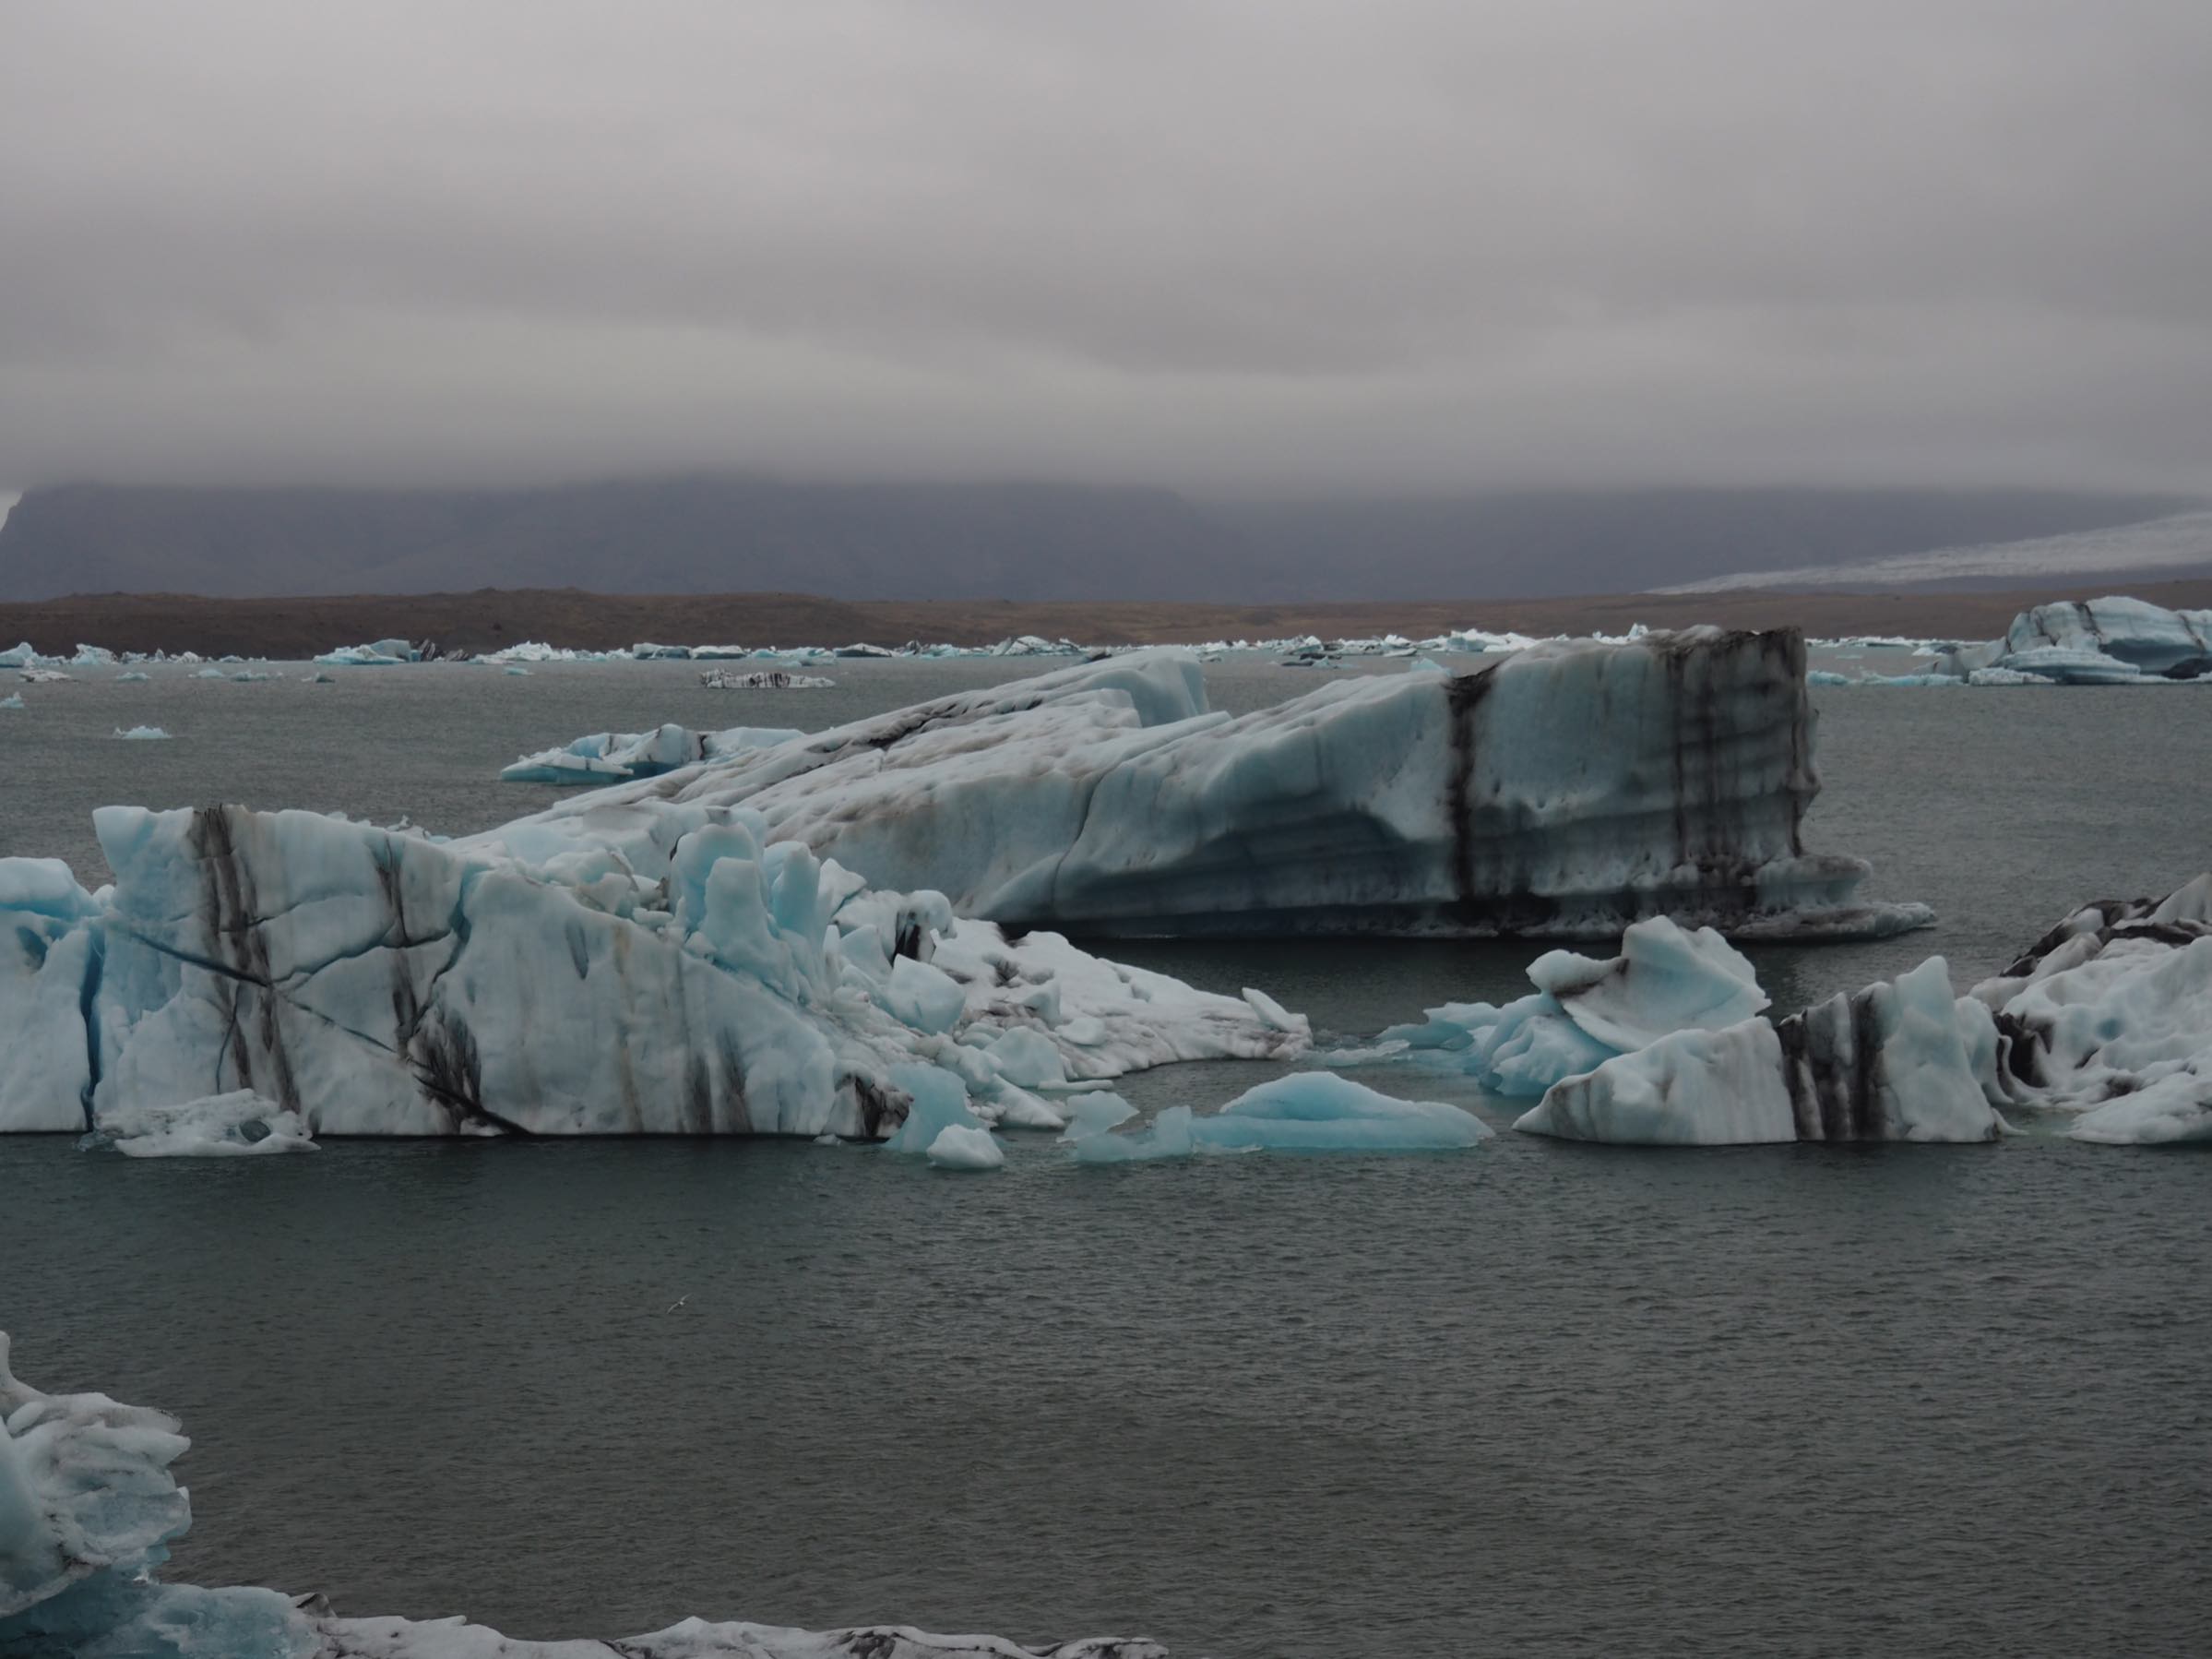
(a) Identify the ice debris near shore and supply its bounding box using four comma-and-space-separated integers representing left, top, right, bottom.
0, 1333, 1166, 1659
1509, 877, 2212, 1146
1064, 1073, 1491, 1162
500, 635, 1928, 940
0, 800, 1305, 1140
501, 722, 803, 784
79, 1090, 318, 1156
1329, 916, 1769, 1095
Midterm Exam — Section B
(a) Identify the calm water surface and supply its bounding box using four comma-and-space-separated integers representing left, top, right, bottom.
4, 655, 2209, 1655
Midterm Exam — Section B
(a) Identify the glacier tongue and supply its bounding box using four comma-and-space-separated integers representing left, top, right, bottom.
490, 633, 1929, 940
0, 1334, 1168, 1658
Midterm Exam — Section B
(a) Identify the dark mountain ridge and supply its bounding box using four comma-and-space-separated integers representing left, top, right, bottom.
0, 477, 2196, 602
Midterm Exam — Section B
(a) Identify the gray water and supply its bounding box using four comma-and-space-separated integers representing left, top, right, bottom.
4, 657, 2210, 1655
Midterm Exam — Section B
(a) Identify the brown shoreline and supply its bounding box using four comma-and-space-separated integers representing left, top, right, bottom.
6, 580, 2212, 658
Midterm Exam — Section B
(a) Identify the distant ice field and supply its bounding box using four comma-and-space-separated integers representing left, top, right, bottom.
5, 650, 2211, 1655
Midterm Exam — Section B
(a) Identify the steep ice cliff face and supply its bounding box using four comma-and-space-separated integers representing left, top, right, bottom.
493, 634, 1928, 940
0, 1334, 1167, 1658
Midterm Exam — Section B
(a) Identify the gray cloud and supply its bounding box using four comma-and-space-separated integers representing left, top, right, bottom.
3, 0, 2208, 493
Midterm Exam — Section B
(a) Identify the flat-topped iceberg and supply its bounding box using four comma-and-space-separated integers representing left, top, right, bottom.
501, 722, 804, 784
500, 634, 1927, 940
0, 1332, 1168, 1658
0, 800, 1305, 1140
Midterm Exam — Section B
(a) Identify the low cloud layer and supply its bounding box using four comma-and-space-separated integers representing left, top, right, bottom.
4, 1, 2208, 495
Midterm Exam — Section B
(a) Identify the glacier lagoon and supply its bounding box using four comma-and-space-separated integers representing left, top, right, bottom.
4, 650, 2211, 1653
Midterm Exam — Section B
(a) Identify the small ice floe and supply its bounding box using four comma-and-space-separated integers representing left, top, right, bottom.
699, 668, 837, 689
1065, 1073, 1491, 1163
78, 1091, 317, 1156
0, 694, 20, 710
113, 725, 171, 740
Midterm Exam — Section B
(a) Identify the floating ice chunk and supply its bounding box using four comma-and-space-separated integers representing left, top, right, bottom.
699, 668, 836, 689
0, 1334, 193, 1619
924, 1123, 1005, 1169
17, 668, 68, 683
505, 664, 531, 675
1352, 917, 1767, 1095
1516, 958, 2007, 1144
81, 1091, 318, 1156
193, 666, 224, 679
0, 694, 18, 710
114, 670, 149, 682
501, 723, 804, 784
880, 1064, 984, 1154
1071, 1073, 1490, 1162
112, 725, 170, 740
2066, 1073, 2212, 1145
316, 639, 422, 666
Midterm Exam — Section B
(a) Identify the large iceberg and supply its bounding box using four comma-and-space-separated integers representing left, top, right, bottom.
1930, 597, 2212, 685
0, 803, 1305, 1140
496, 634, 1928, 940
0, 1332, 1167, 1658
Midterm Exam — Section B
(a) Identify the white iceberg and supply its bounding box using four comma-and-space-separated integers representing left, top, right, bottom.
1516, 957, 2008, 1145
506, 634, 1927, 941
113, 724, 171, 740
0, 1333, 1166, 1657
0, 800, 1304, 1140
1333, 916, 1769, 1096
1067, 1072, 1491, 1162
316, 638, 422, 666
500, 722, 804, 784
0, 694, 19, 710
698, 668, 837, 689
79, 1090, 317, 1156
1928, 596, 2212, 685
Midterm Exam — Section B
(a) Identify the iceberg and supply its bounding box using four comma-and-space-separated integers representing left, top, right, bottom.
506, 634, 1928, 941
79, 1090, 318, 1156
1928, 597, 2212, 685
1067, 1072, 1492, 1162
500, 722, 804, 785
1330, 916, 1769, 1096
315, 638, 423, 666
1513, 877, 2212, 1146
0, 1332, 1168, 1658
1516, 958, 2008, 1145
0, 694, 19, 710
113, 724, 171, 740
0, 801, 1304, 1140
698, 667, 837, 689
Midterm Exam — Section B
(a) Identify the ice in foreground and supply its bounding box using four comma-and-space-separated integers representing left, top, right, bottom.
1065, 1073, 1491, 1161
0, 1332, 1167, 1658
0, 804, 1304, 1139
503, 635, 1929, 940
1511, 877, 2212, 1146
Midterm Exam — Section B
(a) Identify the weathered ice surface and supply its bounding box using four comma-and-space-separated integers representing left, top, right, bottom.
0, 802, 1304, 1140
0, 1333, 1168, 1659
1325, 916, 1769, 1095
495, 637, 1929, 939
1932, 596, 2212, 684
1064, 1072, 1492, 1163
1514, 877, 2212, 1146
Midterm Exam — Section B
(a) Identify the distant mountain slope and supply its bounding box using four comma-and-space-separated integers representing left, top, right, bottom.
0, 478, 2196, 601
1659, 509, 2212, 593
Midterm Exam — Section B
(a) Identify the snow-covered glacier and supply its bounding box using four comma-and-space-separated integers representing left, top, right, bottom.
0, 803, 1304, 1140
492, 633, 1929, 940
0, 1332, 1168, 1658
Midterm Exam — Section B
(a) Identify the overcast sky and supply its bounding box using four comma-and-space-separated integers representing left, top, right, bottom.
3, 1, 2208, 496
